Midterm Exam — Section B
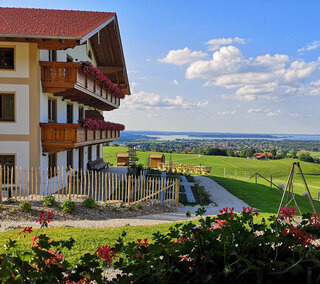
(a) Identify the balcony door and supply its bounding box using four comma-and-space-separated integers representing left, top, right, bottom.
67, 104, 73, 123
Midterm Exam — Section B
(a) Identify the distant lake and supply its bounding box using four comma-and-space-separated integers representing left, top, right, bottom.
146, 134, 320, 141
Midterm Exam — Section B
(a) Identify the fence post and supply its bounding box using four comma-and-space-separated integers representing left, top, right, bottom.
175, 179, 180, 207
0, 166, 2, 201
128, 175, 132, 206
270, 175, 272, 188
68, 168, 73, 200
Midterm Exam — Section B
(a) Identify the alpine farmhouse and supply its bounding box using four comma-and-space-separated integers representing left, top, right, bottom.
0, 8, 130, 174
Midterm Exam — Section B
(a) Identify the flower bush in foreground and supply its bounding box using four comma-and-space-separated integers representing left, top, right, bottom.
1, 206, 320, 283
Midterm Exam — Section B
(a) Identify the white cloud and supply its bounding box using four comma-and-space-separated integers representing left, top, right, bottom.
283, 60, 317, 83
217, 110, 237, 115
145, 58, 152, 62
122, 90, 208, 111
298, 40, 320, 53
147, 113, 160, 118
206, 37, 245, 51
185, 44, 320, 101
172, 79, 179, 85
158, 47, 207, 66
186, 46, 244, 79
247, 108, 281, 116
288, 112, 302, 117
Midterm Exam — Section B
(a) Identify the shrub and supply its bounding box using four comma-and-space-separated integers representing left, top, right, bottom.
61, 199, 76, 213
19, 201, 32, 212
8, 208, 17, 215
137, 204, 142, 210
299, 152, 314, 163
110, 207, 320, 283
0, 203, 4, 210
42, 195, 56, 207
82, 197, 96, 208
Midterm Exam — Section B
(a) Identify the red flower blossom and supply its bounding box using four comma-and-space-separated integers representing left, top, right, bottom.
278, 206, 298, 219
22, 226, 33, 234
36, 211, 53, 225
281, 226, 312, 247
78, 118, 125, 131
80, 61, 126, 99
242, 206, 259, 216
96, 245, 118, 264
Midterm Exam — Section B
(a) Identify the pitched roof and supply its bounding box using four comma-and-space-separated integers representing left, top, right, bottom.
117, 153, 129, 158
149, 154, 165, 159
0, 7, 115, 39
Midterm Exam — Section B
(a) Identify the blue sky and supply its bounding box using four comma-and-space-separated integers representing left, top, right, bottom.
6, 0, 320, 134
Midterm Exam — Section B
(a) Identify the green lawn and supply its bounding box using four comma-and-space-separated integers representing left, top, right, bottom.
104, 146, 320, 198
0, 223, 175, 266
211, 176, 320, 215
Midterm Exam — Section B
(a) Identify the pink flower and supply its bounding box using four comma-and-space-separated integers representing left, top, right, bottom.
213, 219, 227, 229
30, 235, 39, 247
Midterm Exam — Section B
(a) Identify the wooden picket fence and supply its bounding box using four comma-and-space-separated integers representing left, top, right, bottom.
0, 166, 180, 207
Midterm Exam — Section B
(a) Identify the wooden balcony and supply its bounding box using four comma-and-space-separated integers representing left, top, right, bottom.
40, 61, 121, 111
40, 123, 120, 153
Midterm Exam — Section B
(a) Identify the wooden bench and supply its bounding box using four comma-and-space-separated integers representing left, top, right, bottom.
87, 158, 109, 171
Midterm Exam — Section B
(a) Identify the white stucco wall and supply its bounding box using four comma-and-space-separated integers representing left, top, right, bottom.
65, 42, 97, 65
0, 141, 29, 168
0, 84, 29, 134
0, 42, 29, 78
40, 41, 96, 65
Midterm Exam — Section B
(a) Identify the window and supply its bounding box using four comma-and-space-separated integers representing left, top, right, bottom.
0, 48, 14, 69
48, 153, 57, 177
66, 54, 73, 62
48, 99, 56, 122
49, 50, 57, 62
0, 94, 14, 121
67, 104, 73, 123
78, 106, 84, 120
67, 150, 73, 168
0, 155, 15, 183
88, 146, 92, 162
96, 144, 100, 159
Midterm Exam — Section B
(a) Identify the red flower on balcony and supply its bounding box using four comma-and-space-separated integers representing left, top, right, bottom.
78, 119, 125, 131
80, 61, 126, 99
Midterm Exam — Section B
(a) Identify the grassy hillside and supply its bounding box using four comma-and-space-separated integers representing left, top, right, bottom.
103, 146, 320, 198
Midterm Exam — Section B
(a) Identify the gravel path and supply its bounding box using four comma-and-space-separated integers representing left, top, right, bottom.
131, 176, 251, 222
0, 176, 251, 231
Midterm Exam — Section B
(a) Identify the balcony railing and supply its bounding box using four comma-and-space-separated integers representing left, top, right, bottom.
40, 61, 120, 111
40, 123, 120, 152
